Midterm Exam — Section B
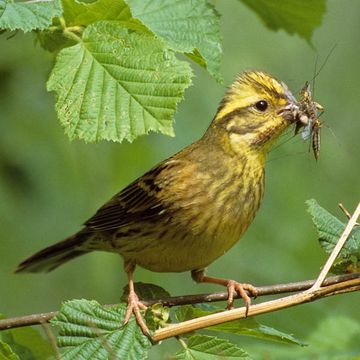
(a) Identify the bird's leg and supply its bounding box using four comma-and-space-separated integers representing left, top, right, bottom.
191, 269, 257, 316
123, 263, 149, 335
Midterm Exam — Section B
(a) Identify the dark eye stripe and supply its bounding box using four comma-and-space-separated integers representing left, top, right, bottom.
227, 122, 263, 135
216, 107, 248, 124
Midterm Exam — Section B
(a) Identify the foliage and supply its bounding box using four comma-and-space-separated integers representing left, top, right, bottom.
47, 21, 192, 143
255, 316, 360, 359
0, 0, 325, 143
239, 0, 326, 44
125, 0, 223, 82
175, 334, 250, 360
0, 316, 52, 360
47, 284, 303, 358
2, 0, 357, 359
51, 300, 152, 359
175, 304, 305, 346
0, 0, 62, 32
0, 341, 19, 360
307, 199, 360, 273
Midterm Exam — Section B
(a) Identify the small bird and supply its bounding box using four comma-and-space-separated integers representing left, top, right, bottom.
16, 71, 300, 334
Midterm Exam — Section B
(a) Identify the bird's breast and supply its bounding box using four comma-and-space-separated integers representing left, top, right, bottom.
116, 152, 265, 273
189, 158, 265, 254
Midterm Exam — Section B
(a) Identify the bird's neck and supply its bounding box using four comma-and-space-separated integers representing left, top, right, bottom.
202, 125, 267, 169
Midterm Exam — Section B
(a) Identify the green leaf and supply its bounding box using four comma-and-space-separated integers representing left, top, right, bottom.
306, 199, 360, 255
37, 16, 77, 53
239, 0, 326, 43
306, 199, 360, 273
51, 299, 152, 360
210, 319, 305, 347
262, 316, 360, 359
0, 341, 19, 360
176, 305, 305, 346
39, 0, 146, 53
121, 282, 171, 302
62, 0, 146, 31
3, 329, 52, 360
176, 334, 250, 360
0, 0, 62, 32
145, 303, 171, 331
175, 304, 219, 322
47, 20, 193, 143
0, 323, 52, 360
125, 0, 223, 82
37, 28, 76, 53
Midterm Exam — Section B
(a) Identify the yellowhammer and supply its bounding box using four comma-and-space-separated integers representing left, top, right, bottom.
16, 71, 310, 335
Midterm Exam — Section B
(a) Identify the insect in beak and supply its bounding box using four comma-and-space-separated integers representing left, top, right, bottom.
311, 119, 322, 160
294, 82, 324, 160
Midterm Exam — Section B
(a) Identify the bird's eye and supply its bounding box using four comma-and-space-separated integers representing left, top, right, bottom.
254, 100, 268, 112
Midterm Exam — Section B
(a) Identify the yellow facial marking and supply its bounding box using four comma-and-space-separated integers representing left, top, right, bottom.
215, 71, 291, 120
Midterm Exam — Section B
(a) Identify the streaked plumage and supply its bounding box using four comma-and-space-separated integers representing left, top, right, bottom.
16, 71, 301, 334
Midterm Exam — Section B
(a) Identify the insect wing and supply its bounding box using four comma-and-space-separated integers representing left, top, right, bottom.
301, 122, 312, 140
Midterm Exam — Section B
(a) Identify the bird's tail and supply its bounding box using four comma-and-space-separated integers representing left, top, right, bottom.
16, 230, 91, 273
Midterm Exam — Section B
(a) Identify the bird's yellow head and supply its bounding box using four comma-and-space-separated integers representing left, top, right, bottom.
208, 71, 298, 156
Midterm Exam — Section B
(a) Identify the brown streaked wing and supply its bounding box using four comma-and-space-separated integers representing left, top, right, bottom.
84, 161, 179, 231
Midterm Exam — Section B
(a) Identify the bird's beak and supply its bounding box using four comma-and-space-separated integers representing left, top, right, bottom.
277, 102, 299, 124
278, 82, 300, 124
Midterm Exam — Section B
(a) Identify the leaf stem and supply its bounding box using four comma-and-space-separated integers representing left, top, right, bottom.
62, 29, 82, 43
178, 337, 188, 349
58, 16, 66, 30
56, 16, 82, 43
66, 26, 83, 34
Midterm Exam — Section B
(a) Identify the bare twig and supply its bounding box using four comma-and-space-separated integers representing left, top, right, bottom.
41, 322, 61, 360
311, 202, 360, 290
0, 311, 59, 331
339, 203, 360, 224
0, 273, 359, 331
339, 203, 352, 220
152, 277, 360, 342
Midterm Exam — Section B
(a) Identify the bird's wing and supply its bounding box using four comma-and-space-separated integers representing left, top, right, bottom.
84, 160, 180, 231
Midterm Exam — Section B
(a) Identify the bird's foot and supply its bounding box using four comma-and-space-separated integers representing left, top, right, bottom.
226, 280, 258, 316
190, 270, 257, 316
124, 288, 149, 335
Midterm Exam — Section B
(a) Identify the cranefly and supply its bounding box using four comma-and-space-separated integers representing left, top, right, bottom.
295, 82, 324, 160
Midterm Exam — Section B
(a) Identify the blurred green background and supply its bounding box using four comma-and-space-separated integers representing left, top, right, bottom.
1, 0, 359, 358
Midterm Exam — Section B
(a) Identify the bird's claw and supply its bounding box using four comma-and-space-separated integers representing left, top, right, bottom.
124, 289, 149, 335
226, 280, 258, 316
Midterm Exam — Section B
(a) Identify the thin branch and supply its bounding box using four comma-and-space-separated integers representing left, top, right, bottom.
153, 277, 360, 342
41, 322, 61, 360
311, 202, 360, 290
339, 203, 359, 225
0, 273, 359, 331
339, 203, 352, 220
0, 311, 59, 331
